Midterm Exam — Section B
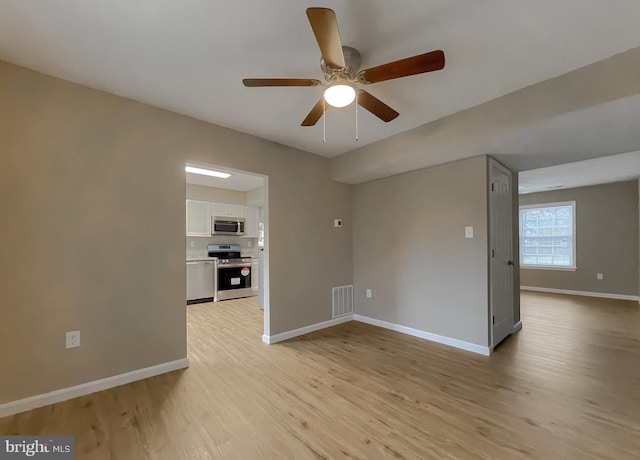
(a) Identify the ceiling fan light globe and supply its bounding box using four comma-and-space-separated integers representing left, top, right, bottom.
324, 84, 356, 108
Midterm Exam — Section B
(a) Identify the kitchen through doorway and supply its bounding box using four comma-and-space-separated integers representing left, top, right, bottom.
184, 161, 270, 340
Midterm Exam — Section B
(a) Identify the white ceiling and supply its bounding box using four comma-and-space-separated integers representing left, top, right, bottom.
1, 1, 640, 187
519, 151, 640, 194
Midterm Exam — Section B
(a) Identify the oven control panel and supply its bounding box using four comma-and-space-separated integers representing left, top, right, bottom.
217, 257, 252, 265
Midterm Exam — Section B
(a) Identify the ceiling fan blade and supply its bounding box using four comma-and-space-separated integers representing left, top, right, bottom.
306, 8, 345, 69
357, 90, 399, 122
243, 78, 321, 87
358, 50, 445, 84
301, 98, 324, 127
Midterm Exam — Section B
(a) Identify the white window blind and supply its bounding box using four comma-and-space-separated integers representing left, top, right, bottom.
519, 201, 576, 269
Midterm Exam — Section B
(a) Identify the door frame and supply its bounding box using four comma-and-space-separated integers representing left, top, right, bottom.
184, 161, 270, 339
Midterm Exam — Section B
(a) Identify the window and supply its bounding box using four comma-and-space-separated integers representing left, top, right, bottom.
519, 201, 576, 269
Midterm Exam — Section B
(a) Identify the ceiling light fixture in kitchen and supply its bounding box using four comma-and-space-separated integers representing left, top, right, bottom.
185, 166, 231, 179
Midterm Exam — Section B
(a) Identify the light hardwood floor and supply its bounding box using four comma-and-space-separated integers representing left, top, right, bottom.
1, 292, 639, 459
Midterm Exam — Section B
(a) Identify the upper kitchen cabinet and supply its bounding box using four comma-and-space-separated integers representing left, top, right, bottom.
186, 200, 211, 236
243, 206, 260, 238
212, 203, 245, 218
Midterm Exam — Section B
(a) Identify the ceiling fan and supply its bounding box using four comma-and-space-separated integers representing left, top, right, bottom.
242, 7, 445, 127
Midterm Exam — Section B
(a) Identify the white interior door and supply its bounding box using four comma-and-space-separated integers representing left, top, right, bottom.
489, 160, 514, 348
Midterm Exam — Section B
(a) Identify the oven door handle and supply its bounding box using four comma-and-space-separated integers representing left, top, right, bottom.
218, 263, 251, 269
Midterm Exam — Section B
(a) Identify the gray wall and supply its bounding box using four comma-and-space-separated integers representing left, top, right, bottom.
353, 156, 490, 347
0, 61, 352, 404
520, 180, 639, 296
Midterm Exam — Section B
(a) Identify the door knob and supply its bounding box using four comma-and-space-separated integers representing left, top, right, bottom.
507, 260, 514, 265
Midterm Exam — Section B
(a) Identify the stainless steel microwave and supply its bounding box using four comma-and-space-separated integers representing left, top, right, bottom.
212, 217, 245, 236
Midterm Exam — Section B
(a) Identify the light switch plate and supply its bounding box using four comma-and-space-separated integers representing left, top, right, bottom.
66, 330, 80, 349
465, 226, 474, 239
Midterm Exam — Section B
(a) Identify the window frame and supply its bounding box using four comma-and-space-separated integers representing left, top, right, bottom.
519, 200, 577, 271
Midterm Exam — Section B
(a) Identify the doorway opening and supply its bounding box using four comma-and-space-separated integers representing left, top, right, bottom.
184, 161, 270, 340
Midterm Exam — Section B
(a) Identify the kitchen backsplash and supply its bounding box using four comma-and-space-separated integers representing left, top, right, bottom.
186, 236, 258, 258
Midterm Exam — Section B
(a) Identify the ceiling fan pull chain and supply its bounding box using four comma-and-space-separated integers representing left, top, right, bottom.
355, 96, 359, 141
323, 98, 326, 143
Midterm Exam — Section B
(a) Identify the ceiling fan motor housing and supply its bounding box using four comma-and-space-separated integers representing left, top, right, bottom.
321, 46, 361, 82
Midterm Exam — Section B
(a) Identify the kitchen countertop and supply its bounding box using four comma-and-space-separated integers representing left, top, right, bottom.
186, 257, 218, 262
187, 255, 255, 262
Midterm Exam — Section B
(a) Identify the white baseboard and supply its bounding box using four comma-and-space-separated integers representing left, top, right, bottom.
263, 313, 492, 356
353, 314, 491, 356
521, 286, 640, 302
0, 358, 189, 418
263, 315, 354, 344
512, 320, 523, 334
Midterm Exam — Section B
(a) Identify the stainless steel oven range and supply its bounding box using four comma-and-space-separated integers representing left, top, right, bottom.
208, 243, 253, 301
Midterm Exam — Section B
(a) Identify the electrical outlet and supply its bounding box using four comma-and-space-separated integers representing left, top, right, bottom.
190, 241, 196, 248
596, 273, 604, 280
334, 219, 343, 228
366, 289, 372, 298
66, 330, 80, 349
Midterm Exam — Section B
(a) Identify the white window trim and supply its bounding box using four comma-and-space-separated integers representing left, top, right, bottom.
521, 266, 578, 272
519, 200, 577, 271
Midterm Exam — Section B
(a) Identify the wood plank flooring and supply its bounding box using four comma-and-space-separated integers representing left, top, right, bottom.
1, 292, 639, 459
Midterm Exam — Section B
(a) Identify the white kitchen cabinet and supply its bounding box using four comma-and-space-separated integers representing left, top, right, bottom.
186, 200, 211, 236
212, 203, 245, 218
243, 206, 260, 238
229, 204, 245, 218
211, 203, 228, 217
